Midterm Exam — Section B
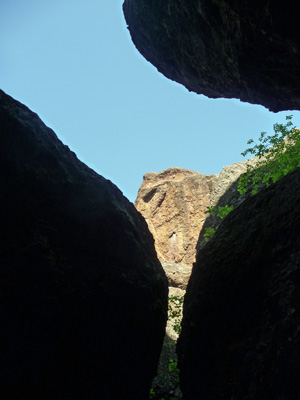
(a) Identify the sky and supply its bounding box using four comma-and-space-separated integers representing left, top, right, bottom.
2, 0, 300, 203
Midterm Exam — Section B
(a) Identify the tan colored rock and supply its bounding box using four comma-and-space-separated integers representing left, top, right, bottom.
209, 158, 258, 207
135, 167, 218, 267
161, 261, 192, 290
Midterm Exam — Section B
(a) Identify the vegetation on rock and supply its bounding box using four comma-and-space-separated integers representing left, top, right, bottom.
238, 115, 300, 194
149, 294, 184, 400
204, 115, 299, 240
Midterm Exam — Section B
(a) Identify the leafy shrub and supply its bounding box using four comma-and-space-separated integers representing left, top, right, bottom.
238, 115, 300, 194
168, 295, 184, 336
204, 115, 299, 240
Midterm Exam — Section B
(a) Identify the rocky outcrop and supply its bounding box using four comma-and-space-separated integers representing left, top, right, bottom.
197, 158, 258, 250
177, 167, 300, 400
135, 167, 218, 268
123, 0, 300, 112
0, 89, 168, 400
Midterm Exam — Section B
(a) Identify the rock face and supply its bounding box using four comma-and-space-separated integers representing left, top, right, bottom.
135, 167, 218, 268
177, 167, 300, 400
161, 262, 192, 290
123, 0, 300, 112
0, 90, 168, 400
197, 158, 257, 250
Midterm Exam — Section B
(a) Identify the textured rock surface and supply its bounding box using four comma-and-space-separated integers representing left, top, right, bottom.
166, 286, 185, 341
162, 262, 192, 290
197, 158, 257, 250
123, 0, 300, 112
151, 286, 185, 400
0, 89, 168, 400
178, 167, 300, 400
135, 167, 218, 267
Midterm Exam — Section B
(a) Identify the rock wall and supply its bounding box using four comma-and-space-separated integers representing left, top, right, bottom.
0, 89, 168, 400
123, 0, 300, 112
178, 167, 300, 400
197, 158, 258, 250
135, 167, 218, 268
123, 1, 300, 398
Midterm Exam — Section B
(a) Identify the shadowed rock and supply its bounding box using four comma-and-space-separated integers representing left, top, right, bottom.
123, 0, 300, 111
177, 167, 300, 400
197, 158, 258, 250
0, 90, 168, 400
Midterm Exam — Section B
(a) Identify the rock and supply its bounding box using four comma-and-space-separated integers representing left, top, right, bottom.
151, 334, 183, 400
208, 159, 256, 207
150, 287, 185, 400
135, 167, 218, 267
197, 158, 258, 250
123, 0, 300, 112
177, 167, 300, 400
0, 89, 168, 400
161, 261, 192, 290
166, 286, 185, 341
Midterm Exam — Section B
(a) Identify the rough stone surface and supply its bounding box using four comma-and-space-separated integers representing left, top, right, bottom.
162, 262, 192, 290
177, 167, 300, 400
152, 334, 184, 400
123, 0, 300, 112
197, 158, 257, 250
151, 286, 186, 400
0, 90, 168, 400
135, 167, 218, 267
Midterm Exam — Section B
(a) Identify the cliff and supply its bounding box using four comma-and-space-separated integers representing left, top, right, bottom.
178, 167, 300, 400
135, 167, 218, 268
0, 89, 168, 400
122, 1, 300, 398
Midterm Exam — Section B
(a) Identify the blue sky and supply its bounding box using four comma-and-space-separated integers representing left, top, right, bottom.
2, 0, 300, 202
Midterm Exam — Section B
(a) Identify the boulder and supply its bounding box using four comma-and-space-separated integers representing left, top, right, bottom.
161, 262, 192, 290
135, 167, 218, 267
123, 0, 300, 112
0, 89, 168, 400
177, 167, 300, 399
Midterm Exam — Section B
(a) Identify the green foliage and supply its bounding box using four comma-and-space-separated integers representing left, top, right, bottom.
205, 205, 217, 216
204, 205, 234, 241
168, 359, 180, 375
216, 205, 234, 219
203, 115, 299, 243
204, 227, 216, 242
205, 205, 234, 219
238, 115, 300, 194
168, 295, 184, 335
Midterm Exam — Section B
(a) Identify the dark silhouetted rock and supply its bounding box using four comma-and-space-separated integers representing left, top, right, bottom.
0, 90, 168, 400
123, 0, 300, 111
177, 167, 300, 400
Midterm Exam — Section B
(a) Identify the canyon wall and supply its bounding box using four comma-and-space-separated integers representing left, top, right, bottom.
0, 89, 168, 400
178, 167, 300, 400
123, 2, 300, 398
135, 167, 218, 268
